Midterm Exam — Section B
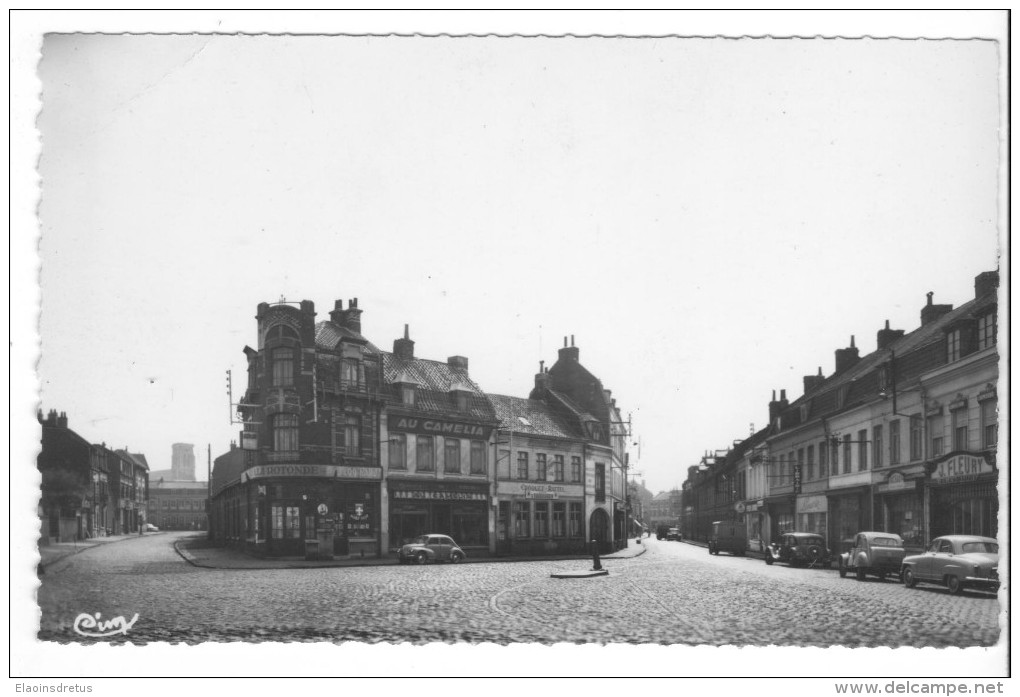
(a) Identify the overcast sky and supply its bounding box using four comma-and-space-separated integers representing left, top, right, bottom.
12, 10, 1008, 681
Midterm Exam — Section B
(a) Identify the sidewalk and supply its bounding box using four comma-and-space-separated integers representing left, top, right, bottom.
37, 532, 162, 571
175, 535, 648, 570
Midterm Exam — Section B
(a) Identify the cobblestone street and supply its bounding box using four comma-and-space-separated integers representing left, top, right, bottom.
36, 532, 1002, 647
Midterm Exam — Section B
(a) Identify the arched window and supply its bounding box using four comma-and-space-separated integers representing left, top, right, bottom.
273, 413, 299, 452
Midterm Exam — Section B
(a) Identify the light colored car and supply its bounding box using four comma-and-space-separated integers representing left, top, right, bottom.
901, 535, 999, 595
764, 532, 831, 567
398, 534, 465, 565
666, 528, 682, 541
839, 531, 906, 581
144, 523, 159, 532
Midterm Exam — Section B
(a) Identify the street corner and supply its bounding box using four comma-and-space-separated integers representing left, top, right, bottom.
550, 569, 610, 579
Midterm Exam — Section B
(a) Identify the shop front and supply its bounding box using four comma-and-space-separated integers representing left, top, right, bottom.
242, 463, 382, 558
827, 486, 872, 547
495, 481, 586, 556
874, 471, 925, 552
743, 499, 766, 553
763, 494, 795, 546
389, 479, 490, 553
927, 451, 998, 540
795, 493, 828, 542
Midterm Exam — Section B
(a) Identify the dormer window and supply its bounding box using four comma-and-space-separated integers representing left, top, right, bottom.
978, 312, 997, 350
402, 386, 415, 405
947, 329, 962, 362
340, 358, 364, 391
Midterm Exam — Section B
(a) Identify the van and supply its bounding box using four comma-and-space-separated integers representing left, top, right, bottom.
708, 520, 747, 556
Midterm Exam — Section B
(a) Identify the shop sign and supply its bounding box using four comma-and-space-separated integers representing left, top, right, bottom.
245, 464, 383, 480
392, 489, 487, 501
931, 453, 995, 485
387, 415, 493, 440
498, 482, 582, 499
877, 472, 914, 493
241, 432, 258, 450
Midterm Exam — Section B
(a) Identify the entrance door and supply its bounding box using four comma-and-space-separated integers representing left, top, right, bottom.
590, 507, 611, 553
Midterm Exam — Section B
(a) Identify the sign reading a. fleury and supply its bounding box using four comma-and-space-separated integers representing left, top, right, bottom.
497, 482, 583, 498
931, 453, 995, 484
387, 414, 493, 440
245, 464, 382, 480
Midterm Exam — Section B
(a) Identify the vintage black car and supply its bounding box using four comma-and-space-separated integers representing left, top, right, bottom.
764, 532, 831, 567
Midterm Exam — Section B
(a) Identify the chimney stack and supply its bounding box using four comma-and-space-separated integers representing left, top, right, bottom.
877, 319, 905, 350
558, 335, 580, 363
330, 298, 363, 333
447, 355, 469, 370
768, 389, 788, 421
921, 292, 953, 326
393, 324, 415, 360
803, 366, 825, 395
835, 336, 861, 373
974, 270, 999, 299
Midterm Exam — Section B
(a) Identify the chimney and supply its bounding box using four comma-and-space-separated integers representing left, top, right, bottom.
329, 299, 344, 324
534, 361, 550, 393
57, 412, 68, 429
558, 335, 580, 363
447, 355, 469, 370
393, 324, 415, 360
835, 336, 861, 373
768, 389, 788, 421
877, 319, 905, 350
921, 292, 953, 326
803, 366, 825, 394
974, 270, 999, 299
336, 297, 363, 333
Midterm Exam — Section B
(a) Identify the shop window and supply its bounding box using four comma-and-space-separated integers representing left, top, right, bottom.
858, 430, 868, 470
980, 400, 997, 449
513, 501, 531, 537
469, 440, 487, 474
536, 454, 547, 481
977, 312, 997, 350
517, 452, 529, 480
270, 505, 301, 539
797, 512, 827, 536
570, 456, 582, 483
889, 419, 901, 465
389, 433, 407, 470
909, 415, 923, 461
872, 425, 883, 468
344, 414, 361, 456
534, 502, 549, 537
272, 413, 299, 452
552, 502, 566, 537
416, 436, 435, 472
568, 503, 583, 537
445, 438, 461, 474
271, 347, 295, 387
553, 455, 565, 482
951, 409, 968, 452
887, 496, 922, 547
946, 329, 962, 363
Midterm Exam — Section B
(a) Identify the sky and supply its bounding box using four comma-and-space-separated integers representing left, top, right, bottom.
11, 10, 1008, 681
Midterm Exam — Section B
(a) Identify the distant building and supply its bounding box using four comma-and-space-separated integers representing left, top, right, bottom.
147, 480, 208, 530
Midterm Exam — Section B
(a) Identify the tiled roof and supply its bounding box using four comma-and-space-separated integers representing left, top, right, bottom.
382, 352, 498, 423
545, 388, 599, 423
114, 450, 150, 471
314, 321, 380, 352
487, 394, 583, 440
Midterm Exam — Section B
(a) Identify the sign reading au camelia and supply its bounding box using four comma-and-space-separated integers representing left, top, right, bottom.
931, 453, 995, 484
387, 415, 493, 440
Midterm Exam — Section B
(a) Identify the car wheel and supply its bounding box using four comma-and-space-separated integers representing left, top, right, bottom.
855, 566, 866, 582
450, 552, 463, 564
839, 560, 847, 578
764, 552, 774, 565
946, 575, 963, 595
415, 552, 429, 565
903, 568, 916, 588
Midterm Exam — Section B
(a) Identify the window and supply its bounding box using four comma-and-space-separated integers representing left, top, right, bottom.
595, 463, 606, 503
981, 400, 997, 449
340, 358, 364, 391
517, 452, 529, 480
929, 415, 944, 458
842, 435, 852, 474
552, 502, 566, 537
872, 425, 883, 468
977, 312, 997, 350
444, 438, 461, 473
570, 456, 582, 483
952, 409, 968, 452
947, 329, 962, 362
271, 347, 294, 387
273, 413, 299, 452
388, 433, 407, 470
470, 440, 487, 474
568, 503, 583, 537
889, 420, 901, 465
536, 454, 547, 481
818, 441, 828, 478
797, 449, 804, 481
344, 414, 361, 456
806, 445, 814, 480
534, 502, 549, 537
553, 455, 564, 482
497, 449, 510, 479
513, 501, 530, 538
271, 505, 301, 539
416, 436, 435, 471
401, 386, 415, 405
909, 415, 923, 461
858, 430, 868, 470
777, 454, 786, 483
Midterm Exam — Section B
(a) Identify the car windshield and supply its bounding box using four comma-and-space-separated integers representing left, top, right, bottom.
961, 541, 998, 554
872, 537, 902, 547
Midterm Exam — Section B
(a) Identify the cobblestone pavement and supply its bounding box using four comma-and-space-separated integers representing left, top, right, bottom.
36, 532, 1002, 647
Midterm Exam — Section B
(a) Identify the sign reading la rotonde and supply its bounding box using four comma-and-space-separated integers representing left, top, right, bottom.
930, 452, 995, 484
387, 415, 493, 440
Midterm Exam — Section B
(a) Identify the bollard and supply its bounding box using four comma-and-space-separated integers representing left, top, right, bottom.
590, 539, 602, 571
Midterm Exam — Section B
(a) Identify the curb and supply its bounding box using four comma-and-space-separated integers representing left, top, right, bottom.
39, 532, 159, 571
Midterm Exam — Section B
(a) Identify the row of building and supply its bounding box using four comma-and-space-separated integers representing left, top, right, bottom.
37, 410, 150, 542
209, 298, 633, 559
678, 270, 1001, 555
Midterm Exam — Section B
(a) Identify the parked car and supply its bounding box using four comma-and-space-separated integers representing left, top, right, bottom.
839, 531, 905, 581
708, 520, 746, 556
900, 535, 999, 595
667, 528, 682, 541
144, 523, 159, 532
397, 534, 465, 565
764, 532, 831, 567
656, 525, 670, 540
